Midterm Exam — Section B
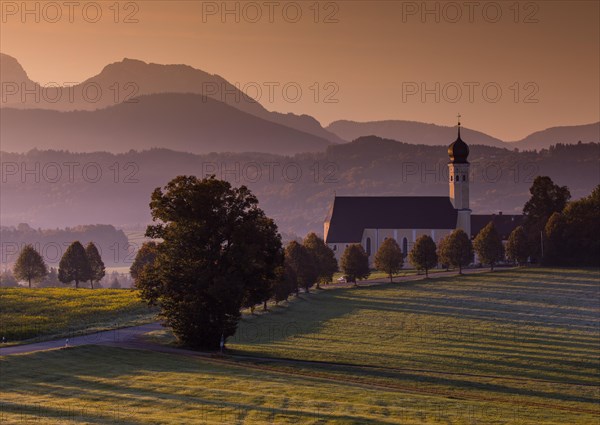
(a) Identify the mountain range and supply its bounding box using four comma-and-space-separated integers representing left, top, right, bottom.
1, 53, 598, 154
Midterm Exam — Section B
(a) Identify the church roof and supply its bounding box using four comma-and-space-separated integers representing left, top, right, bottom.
471, 214, 524, 240
325, 196, 458, 243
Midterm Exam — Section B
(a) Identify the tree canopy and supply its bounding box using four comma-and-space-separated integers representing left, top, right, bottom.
523, 176, 571, 261
135, 176, 283, 350
14, 244, 48, 288
506, 226, 529, 265
130, 241, 159, 284
303, 233, 337, 288
58, 241, 92, 288
437, 229, 473, 274
473, 222, 504, 270
284, 241, 317, 294
340, 244, 370, 285
408, 235, 438, 277
374, 238, 403, 282
85, 242, 105, 289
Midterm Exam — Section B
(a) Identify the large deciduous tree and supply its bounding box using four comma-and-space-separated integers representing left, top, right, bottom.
473, 222, 504, 271
340, 244, 370, 286
408, 235, 438, 277
58, 241, 92, 288
506, 226, 529, 266
374, 238, 403, 282
14, 244, 48, 288
85, 242, 105, 289
303, 233, 337, 288
437, 229, 473, 274
136, 176, 283, 350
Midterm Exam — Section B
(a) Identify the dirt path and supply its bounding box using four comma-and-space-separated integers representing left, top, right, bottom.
0, 323, 163, 356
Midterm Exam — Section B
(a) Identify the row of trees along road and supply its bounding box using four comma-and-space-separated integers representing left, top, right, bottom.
12, 241, 105, 288
339, 222, 504, 282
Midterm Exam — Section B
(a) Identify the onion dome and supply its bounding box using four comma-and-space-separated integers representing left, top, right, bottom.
448, 119, 469, 164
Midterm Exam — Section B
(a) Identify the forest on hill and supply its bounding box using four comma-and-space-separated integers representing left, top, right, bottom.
1, 139, 598, 239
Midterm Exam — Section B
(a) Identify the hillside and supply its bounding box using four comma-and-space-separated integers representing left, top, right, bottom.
1, 140, 597, 237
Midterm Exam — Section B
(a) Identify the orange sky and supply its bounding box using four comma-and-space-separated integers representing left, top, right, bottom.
1, 0, 598, 141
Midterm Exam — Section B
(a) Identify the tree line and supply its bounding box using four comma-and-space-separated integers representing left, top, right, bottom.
7, 241, 106, 288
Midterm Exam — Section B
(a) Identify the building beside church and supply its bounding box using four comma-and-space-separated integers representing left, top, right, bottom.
323, 120, 523, 266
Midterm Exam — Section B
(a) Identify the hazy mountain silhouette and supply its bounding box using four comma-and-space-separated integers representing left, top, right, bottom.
0, 53, 32, 85
509, 122, 600, 150
2, 54, 596, 152
327, 119, 599, 150
0, 93, 331, 155
0, 53, 343, 143
327, 120, 507, 148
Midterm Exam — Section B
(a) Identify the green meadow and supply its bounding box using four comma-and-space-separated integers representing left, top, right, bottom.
0, 288, 156, 343
1, 268, 598, 424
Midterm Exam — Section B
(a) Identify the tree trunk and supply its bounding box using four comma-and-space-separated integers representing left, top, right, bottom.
305, 285, 310, 294
263, 301, 268, 311
425, 268, 429, 278
459, 264, 462, 275
90, 280, 94, 289
389, 275, 393, 283
28, 278, 32, 289
491, 263, 494, 271
75, 280, 79, 288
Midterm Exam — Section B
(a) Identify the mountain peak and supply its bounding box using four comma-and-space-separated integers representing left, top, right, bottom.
0, 52, 32, 84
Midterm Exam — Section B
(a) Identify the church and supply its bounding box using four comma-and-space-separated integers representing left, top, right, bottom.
323, 120, 523, 266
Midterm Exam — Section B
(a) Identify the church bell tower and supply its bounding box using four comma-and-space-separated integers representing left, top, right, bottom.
448, 116, 471, 236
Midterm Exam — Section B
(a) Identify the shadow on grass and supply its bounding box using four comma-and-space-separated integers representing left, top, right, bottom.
0, 346, 397, 425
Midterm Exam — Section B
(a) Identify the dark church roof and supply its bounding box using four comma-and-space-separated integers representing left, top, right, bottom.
471, 214, 523, 240
325, 196, 458, 243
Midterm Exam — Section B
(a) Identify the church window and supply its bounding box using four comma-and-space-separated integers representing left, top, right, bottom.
462, 175, 466, 181
450, 176, 453, 182
366, 238, 371, 256
402, 237, 408, 258
332, 245, 337, 251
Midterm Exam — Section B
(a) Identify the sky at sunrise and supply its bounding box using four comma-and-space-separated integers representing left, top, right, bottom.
1, 0, 598, 140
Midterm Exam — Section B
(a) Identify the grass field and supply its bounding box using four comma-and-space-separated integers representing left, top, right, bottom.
1, 268, 598, 424
0, 288, 157, 343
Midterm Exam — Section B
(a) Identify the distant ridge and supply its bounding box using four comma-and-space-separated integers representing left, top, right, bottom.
327, 119, 600, 150
509, 122, 600, 150
0, 93, 331, 155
